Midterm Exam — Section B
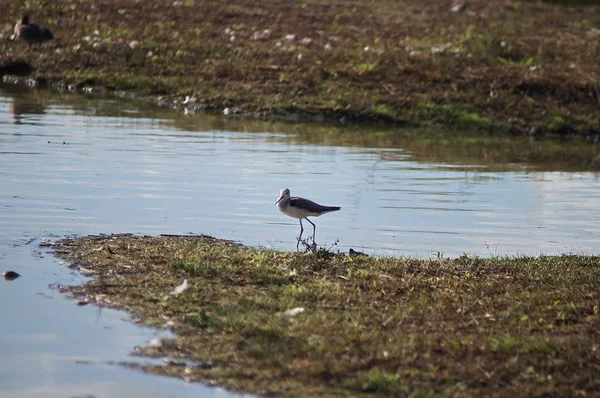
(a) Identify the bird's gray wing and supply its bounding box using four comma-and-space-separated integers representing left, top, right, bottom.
290, 197, 340, 213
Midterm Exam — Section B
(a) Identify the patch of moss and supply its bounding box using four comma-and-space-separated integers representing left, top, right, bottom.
416, 100, 499, 131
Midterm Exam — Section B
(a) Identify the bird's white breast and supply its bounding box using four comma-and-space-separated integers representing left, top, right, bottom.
278, 201, 314, 219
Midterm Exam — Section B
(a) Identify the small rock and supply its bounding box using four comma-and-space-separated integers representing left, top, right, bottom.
431, 43, 452, 54
129, 40, 141, 50
300, 37, 312, 45
170, 279, 189, 296
451, 2, 467, 12
223, 108, 231, 116
284, 34, 296, 41
183, 96, 196, 104
349, 248, 369, 257
282, 307, 305, 317
324, 43, 332, 51
252, 29, 272, 41
68, 261, 83, 270
3, 271, 20, 280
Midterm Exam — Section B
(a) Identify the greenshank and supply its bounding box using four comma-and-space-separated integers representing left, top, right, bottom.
275, 188, 341, 243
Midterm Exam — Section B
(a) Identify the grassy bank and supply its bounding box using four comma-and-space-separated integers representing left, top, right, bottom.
50, 234, 600, 397
1, 0, 599, 136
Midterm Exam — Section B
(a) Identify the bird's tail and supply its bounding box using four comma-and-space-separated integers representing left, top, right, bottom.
42, 28, 53, 40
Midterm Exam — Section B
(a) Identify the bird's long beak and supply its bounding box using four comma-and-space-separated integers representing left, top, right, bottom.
275, 195, 283, 204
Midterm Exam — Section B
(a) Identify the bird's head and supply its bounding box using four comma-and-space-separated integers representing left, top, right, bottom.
275, 188, 290, 204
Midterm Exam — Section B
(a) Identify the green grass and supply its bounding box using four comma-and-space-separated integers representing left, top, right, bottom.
1, 0, 599, 136
417, 100, 497, 130
52, 234, 600, 397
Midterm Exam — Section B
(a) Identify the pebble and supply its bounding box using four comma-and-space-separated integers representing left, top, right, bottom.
3, 271, 20, 280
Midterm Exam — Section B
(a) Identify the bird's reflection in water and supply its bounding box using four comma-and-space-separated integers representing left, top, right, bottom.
10, 96, 47, 124
0, 84, 47, 125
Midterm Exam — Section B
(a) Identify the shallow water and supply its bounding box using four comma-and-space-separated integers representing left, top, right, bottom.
1, 83, 599, 397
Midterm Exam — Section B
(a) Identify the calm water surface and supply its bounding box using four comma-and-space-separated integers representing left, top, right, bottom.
1, 84, 599, 397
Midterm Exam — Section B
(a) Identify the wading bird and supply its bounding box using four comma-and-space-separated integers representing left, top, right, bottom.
14, 16, 53, 46
275, 188, 340, 245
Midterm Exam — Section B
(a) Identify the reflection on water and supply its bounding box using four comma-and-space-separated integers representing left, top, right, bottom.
0, 83, 599, 397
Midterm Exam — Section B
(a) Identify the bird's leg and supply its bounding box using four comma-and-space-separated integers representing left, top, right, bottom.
298, 219, 304, 241
306, 218, 316, 243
